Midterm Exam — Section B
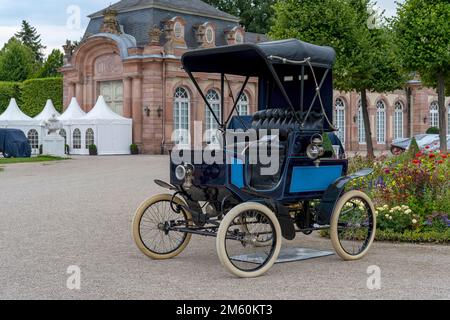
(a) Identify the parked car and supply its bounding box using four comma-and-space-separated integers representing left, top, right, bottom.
390, 134, 450, 155
0, 129, 32, 158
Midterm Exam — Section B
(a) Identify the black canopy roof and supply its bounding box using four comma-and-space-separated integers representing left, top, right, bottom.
182, 39, 336, 76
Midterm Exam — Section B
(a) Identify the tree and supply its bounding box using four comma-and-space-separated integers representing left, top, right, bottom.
0, 38, 37, 82
392, 0, 450, 153
204, 0, 276, 34
15, 20, 46, 63
270, 0, 407, 159
34, 49, 64, 78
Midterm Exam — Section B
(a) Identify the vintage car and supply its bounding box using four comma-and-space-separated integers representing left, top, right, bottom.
132, 39, 376, 278
0, 128, 31, 158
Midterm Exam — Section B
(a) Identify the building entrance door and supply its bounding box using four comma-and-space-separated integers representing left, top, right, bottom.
99, 81, 124, 116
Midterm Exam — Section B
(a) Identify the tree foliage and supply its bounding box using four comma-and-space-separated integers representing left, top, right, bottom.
15, 20, 46, 63
392, 0, 450, 152
204, 0, 276, 34
270, 0, 407, 158
0, 82, 21, 114
0, 38, 37, 82
35, 49, 64, 78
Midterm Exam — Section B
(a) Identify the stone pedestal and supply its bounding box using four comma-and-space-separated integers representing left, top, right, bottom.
43, 135, 66, 157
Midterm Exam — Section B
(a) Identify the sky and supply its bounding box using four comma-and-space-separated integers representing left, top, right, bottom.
0, 0, 401, 56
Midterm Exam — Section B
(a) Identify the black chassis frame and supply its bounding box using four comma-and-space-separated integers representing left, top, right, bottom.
155, 166, 372, 241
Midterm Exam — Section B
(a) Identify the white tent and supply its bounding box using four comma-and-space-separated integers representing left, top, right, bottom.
0, 98, 42, 154
34, 99, 61, 122
59, 96, 132, 155
58, 97, 87, 154
59, 97, 86, 121
84, 96, 132, 155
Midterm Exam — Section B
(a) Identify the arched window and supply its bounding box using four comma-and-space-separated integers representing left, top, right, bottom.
358, 101, 366, 144
237, 93, 249, 116
73, 129, 81, 150
205, 89, 221, 144
59, 129, 67, 145
376, 100, 386, 144
334, 98, 346, 144
173, 87, 190, 146
394, 101, 404, 140
85, 128, 94, 149
27, 129, 39, 150
430, 101, 439, 128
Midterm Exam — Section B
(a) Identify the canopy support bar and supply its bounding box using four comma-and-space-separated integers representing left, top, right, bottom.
221, 74, 225, 124
185, 69, 222, 128
225, 76, 250, 127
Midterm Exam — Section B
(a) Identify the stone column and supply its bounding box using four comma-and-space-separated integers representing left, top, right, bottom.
132, 76, 143, 145
123, 77, 132, 119
68, 82, 76, 100
75, 82, 83, 110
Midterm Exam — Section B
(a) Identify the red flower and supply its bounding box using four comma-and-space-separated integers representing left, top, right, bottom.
416, 153, 422, 158
412, 160, 420, 165
437, 160, 444, 164
384, 168, 390, 174
429, 154, 435, 159
425, 146, 430, 149
442, 155, 448, 159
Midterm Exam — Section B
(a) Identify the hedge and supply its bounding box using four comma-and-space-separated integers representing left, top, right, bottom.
20, 77, 63, 117
0, 82, 21, 114
320, 228, 450, 244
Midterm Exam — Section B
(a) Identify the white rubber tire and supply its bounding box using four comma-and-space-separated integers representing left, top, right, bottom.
132, 194, 192, 260
216, 202, 282, 278
330, 190, 377, 261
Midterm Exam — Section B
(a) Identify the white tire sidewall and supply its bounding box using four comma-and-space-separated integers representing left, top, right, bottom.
330, 190, 377, 261
216, 202, 282, 278
132, 194, 192, 260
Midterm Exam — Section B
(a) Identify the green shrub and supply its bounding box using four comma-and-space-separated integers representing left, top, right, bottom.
20, 77, 63, 117
0, 81, 21, 114
426, 127, 440, 134
89, 144, 98, 156
130, 144, 139, 155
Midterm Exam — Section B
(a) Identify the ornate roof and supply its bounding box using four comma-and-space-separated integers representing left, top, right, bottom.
88, 0, 238, 22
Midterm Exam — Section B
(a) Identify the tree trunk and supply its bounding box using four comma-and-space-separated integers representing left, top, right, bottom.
406, 87, 412, 138
361, 89, 375, 159
437, 74, 447, 153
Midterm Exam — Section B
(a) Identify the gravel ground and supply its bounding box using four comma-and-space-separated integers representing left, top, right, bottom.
0, 156, 449, 300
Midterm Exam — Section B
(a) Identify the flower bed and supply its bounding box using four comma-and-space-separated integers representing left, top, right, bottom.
341, 148, 450, 243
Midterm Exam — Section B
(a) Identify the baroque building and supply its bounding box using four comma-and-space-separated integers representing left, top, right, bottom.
60, 0, 449, 154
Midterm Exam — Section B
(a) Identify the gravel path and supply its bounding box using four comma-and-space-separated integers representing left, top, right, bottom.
0, 156, 449, 300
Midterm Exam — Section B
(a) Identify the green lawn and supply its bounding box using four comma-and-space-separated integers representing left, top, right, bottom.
0, 156, 68, 165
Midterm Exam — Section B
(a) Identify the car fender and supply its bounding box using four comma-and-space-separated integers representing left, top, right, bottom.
318, 168, 374, 224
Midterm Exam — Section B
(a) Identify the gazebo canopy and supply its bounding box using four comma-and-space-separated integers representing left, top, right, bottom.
59, 97, 86, 121
0, 98, 32, 121
34, 99, 61, 121
85, 96, 132, 124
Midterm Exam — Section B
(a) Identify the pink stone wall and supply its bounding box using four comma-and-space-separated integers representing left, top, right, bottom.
61, 36, 450, 155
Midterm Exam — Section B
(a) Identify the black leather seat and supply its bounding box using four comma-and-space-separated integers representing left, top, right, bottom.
252, 108, 324, 138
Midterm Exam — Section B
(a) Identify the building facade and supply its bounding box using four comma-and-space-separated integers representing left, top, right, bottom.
60, 0, 450, 154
